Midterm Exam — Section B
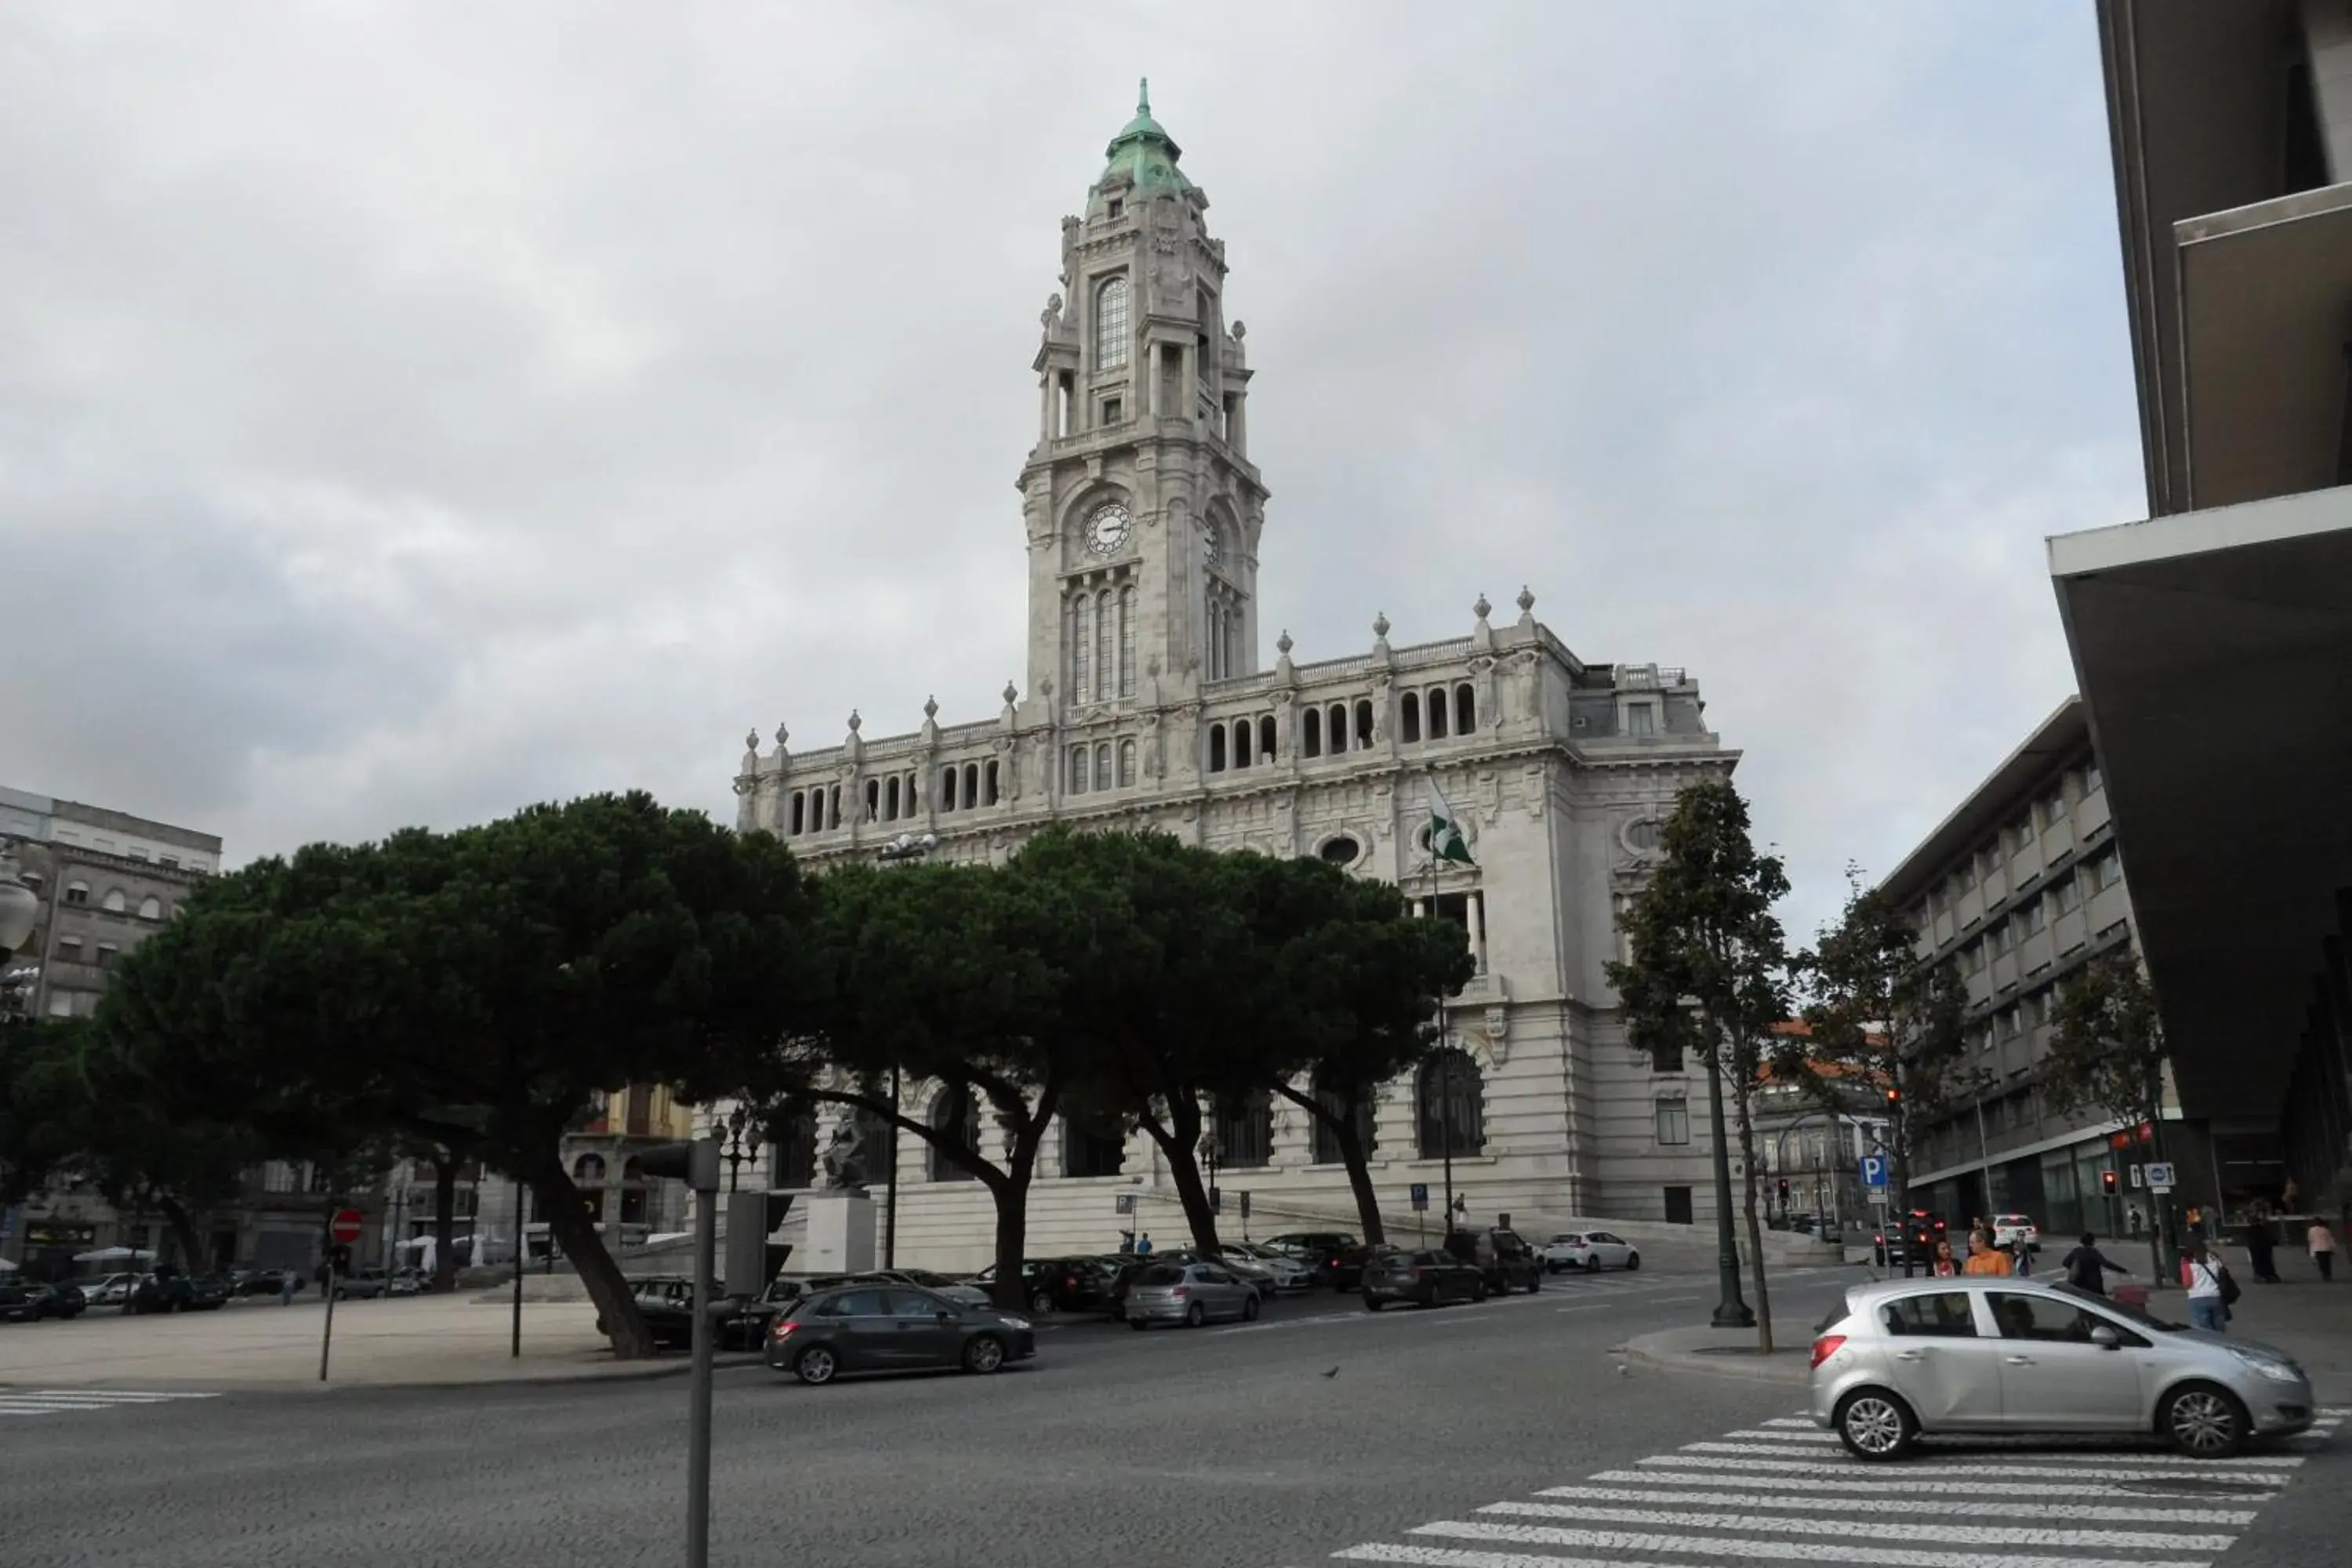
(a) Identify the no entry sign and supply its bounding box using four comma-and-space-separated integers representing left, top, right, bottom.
329, 1208, 365, 1245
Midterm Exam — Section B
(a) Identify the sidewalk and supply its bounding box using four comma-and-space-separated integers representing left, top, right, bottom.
1617, 1279, 2352, 1398
0, 1294, 693, 1392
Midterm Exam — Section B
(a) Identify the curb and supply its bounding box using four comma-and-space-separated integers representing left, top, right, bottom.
1613, 1334, 1809, 1388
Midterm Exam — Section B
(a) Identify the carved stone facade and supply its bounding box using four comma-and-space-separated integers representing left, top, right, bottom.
722, 90, 1741, 1265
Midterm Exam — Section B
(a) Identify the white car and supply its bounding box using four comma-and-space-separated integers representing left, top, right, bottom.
1221, 1244, 1316, 1294
1991, 1214, 2041, 1253
1540, 1231, 1640, 1272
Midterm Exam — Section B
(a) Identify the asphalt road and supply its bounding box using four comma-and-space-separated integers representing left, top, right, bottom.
1, 1264, 2343, 1568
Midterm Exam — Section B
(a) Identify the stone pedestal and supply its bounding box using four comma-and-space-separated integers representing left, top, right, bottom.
800, 1191, 877, 1274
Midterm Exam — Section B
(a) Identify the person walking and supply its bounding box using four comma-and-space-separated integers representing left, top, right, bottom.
2183, 1238, 2230, 1333
1962, 1230, 2013, 1277
278, 1269, 296, 1307
2059, 1232, 2131, 1296
1930, 1239, 1958, 1277
2245, 1216, 2279, 1283
1134, 1232, 1153, 1257
2310, 1219, 2338, 1283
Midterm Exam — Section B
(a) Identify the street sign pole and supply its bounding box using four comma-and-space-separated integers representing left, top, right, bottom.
318, 1259, 337, 1381
319, 1206, 365, 1383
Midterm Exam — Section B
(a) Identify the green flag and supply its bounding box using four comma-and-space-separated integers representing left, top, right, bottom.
1427, 772, 1474, 866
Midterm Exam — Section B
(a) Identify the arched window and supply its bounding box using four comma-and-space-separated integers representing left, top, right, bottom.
929, 1088, 980, 1181
789, 792, 806, 835
1211, 1090, 1273, 1170
1258, 714, 1277, 762
1206, 601, 1225, 680
1094, 742, 1112, 790
64, 880, 89, 906
1069, 746, 1090, 794
1208, 724, 1227, 772
1427, 688, 1449, 739
1303, 706, 1322, 758
884, 776, 901, 822
1073, 594, 1093, 702
101, 888, 128, 914
1400, 691, 1421, 743
1311, 1075, 1377, 1165
572, 1153, 608, 1188
984, 760, 1000, 804
1455, 683, 1475, 735
941, 768, 958, 812
1417, 1049, 1486, 1158
1096, 589, 1114, 702
136, 895, 162, 921
1328, 704, 1348, 754
1117, 585, 1137, 696
1232, 719, 1252, 769
1117, 739, 1137, 788
1062, 1110, 1126, 1178
1095, 276, 1130, 369
828, 785, 842, 829
1354, 700, 1374, 748
965, 763, 982, 808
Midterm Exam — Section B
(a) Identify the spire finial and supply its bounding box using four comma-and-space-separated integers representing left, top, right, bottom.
1138, 77, 1150, 117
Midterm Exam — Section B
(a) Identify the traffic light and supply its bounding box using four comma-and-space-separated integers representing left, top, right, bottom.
724, 1190, 794, 1298
2101, 1169, 2119, 1195
636, 1138, 721, 1193
1886, 1086, 1900, 1106
1777, 1178, 1790, 1203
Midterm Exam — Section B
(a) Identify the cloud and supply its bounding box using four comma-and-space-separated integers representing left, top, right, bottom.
0, 2, 2143, 936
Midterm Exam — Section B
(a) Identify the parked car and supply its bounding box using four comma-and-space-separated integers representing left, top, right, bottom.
1445, 1228, 1541, 1294
183, 1274, 231, 1311
764, 1284, 1036, 1385
1541, 1231, 1641, 1273
128, 1272, 220, 1315
851, 1269, 993, 1311
1810, 1276, 2316, 1460
1873, 1210, 1948, 1267
0, 1281, 86, 1322
1105, 1250, 1201, 1316
1990, 1214, 2041, 1254
1221, 1243, 1316, 1294
84, 1272, 140, 1307
1124, 1261, 1260, 1328
331, 1268, 390, 1301
598, 1276, 779, 1352
1264, 1232, 1360, 1288
386, 1269, 429, 1297
1361, 1248, 1485, 1310
972, 1258, 1115, 1315
228, 1269, 297, 1298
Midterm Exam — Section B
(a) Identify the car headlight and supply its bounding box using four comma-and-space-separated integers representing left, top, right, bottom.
2226, 1347, 2304, 1384
998, 1316, 1032, 1330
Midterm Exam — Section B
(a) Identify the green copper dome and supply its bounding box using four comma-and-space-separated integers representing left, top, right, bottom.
1096, 78, 1192, 195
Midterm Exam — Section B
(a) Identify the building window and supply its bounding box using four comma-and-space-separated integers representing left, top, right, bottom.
160, 856, 178, 869
1303, 707, 1323, 757
1625, 703, 1657, 737
1211, 1090, 1272, 1170
1101, 395, 1123, 426
2085, 763, 2103, 795
1258, 713, 1277, 763
46, 993, 74, 1018
1105, 198, 1123, 220
1069, 746, 1090, 794
1990, 923, 2014, 956
1655, 1098, 1690, 1145
1117, 585, 1136, 696
2054, 877, 2082, 914
1416, 1048, 1485, 1157
1427, 688, 1450, 740
56, 936, 83, 962
1310, 1076, 1377, 1164
929, 1089, 980, 1181
2001, 1007, 2021, 1040
2023, 898, 2047, 935
263, 1161, 298, 1194
94, 942, 118, 970
2045, 791, 2069, 827
1207, 725, 1226, 773
770, 1108, 817, 1189
1354, 699, 1374, 748
941, 768, 959, 812
1455, 684, 1475, 735
1117, 740, 1137, 788
1062, 1111, 1125, 1178
1327, 703, 1349, 755
1400, 691, 1421, 743
1095, 276, 1129, 369
1071, 593, 1093, 702
307, 1163, 334, 1195
1094, 742, 1112, 790
2090, 849, 2123, 891
1319, 835, 1360, 866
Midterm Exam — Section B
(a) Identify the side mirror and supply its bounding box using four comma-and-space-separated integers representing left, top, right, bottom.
936, 1310, 954, 1324
2089, 1324, 2122, 1350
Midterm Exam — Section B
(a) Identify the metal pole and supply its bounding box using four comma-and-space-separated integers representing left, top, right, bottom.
1973, 1096, 1993, 1219
510, 1178, 524, 1359
884, 1069, 900, 1269
318, 1258, 337, 1381
1705, 1046, 1753, 1327
1439, 999, 1455, 1234
687, 1163, 718, 1568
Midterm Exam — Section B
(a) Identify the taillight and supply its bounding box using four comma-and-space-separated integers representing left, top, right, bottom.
1412, 1269, 1430, 1282
1170, 1287, 1189, 1300
1062, 1276, 1075, 1290
1810, 1334, 1846, 1370
768, 1320, 797, 1343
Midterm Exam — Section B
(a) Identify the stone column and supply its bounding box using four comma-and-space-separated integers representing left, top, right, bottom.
1467, 891, 1486, 974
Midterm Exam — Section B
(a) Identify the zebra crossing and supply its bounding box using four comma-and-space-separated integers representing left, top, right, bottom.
1316, 1405, 2343, 1567
0, 1388, 220, 1419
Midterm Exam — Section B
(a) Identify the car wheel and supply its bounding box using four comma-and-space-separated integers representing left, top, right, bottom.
1527, 1271, 1541, 1294
1834, 1388, 1918, 1461
1128, 1318, 1149, 1331
1471, 1279, 1488, 1301
1185, 1302, 1206, 1328
1029, 1290, 1055, 1316
1363, 1294, 1383, 1312
1585, 1256, 1602, 1272
1625, 1252, 1640, 1272
2160, 1382, 2249, 1457
963, 1334, 1006, 1374
1241, 1294, 1261, 1321
794, 1345, 838, 1386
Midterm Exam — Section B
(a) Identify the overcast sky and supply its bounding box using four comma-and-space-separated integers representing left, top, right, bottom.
0, 2, 2142, 942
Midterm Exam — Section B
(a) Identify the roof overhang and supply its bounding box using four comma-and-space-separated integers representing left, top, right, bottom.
2050, 485, 2352, 1123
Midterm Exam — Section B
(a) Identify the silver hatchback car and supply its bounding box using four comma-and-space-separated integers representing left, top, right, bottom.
1812, 1276, 2314, 1460
1124, 1261, 1260, 1329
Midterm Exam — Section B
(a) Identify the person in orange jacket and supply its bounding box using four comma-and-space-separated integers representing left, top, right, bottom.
1962, 1229, 2014, 1277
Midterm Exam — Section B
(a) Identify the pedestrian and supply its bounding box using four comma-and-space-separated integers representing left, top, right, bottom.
1962, 1231, 2013, 1277
2245, 1216, 2278, 1283
1134, 1232, 1153, 1257
1116, 1231, 1134, 1256
2310, 1219, 2338, 1283
2127, 1205, 2145, 1239
1930, 1239, 1958, 1278
2182, 1237, 2231, 1332
2011, 1235, 2034, 1277
2060, 1232, 2130, 1294
278, 1269, 296, 1307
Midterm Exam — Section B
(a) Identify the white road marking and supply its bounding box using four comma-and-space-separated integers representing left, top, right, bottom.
1530, 1483, 2258, 1525
1473, 1500, 2234, 1551
1724, 1427, 1838, 1442
1674, 1440, 2302, 1468
1584, 1468, 2276, 1501
1334, 1549, 1627, 1568
1639, 1453, 2296, 1483
0, 1388, 219, 1418
1405, 1519, 2210, 1568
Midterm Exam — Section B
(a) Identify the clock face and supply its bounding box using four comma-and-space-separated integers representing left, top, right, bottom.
1085, 503, 1131, 556
1203, 527, 1223, 568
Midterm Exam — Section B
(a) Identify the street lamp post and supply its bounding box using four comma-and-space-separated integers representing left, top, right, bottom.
874, 830, 935, 1270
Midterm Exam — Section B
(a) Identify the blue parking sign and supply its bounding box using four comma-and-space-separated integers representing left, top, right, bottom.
1859, 1155, 1889, 1190
1409, 1182, 1429, 1211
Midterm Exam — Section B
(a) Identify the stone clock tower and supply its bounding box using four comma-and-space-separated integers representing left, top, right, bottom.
1020, 82, 1269, 758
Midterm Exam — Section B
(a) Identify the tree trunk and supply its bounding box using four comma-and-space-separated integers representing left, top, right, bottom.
1731, 1068, 1774, 1353
1136, 1096, 1218, 1252
154, 1194, 204, 1272
430, 1156, 459, 1291
987, 1122, 1041, 1313
531, 1155, 654, 1359
1275, 1082, 1385, 1244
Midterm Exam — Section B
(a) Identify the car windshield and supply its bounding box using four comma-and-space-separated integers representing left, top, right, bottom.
2050, 1280, 2184, 1333
1138, 1265, 1185, 1286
